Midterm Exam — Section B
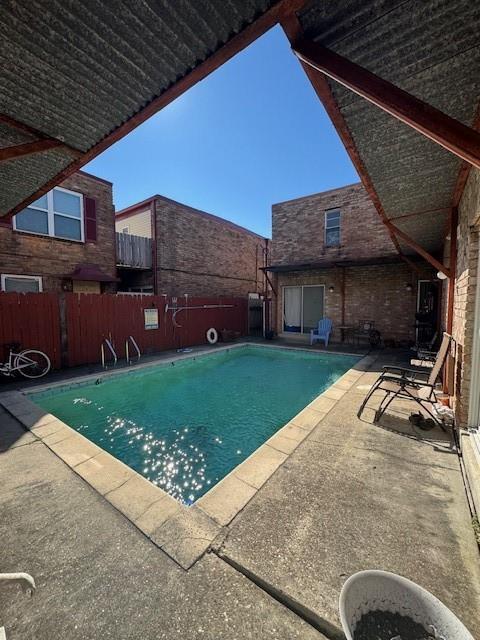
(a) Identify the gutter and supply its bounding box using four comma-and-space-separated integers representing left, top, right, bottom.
150, 198, 158, 294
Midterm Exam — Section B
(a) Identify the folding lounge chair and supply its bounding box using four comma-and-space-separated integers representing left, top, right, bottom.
357, 333, 452, 424
310, 318, 333, 347
411, 330, 438, 361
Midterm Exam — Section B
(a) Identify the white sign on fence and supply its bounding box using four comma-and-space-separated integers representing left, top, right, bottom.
144, 308, 159, 330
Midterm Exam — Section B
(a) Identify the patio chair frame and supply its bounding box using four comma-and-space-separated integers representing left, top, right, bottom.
357, 332, 452, 426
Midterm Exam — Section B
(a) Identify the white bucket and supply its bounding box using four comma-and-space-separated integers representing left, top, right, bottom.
339, 570, 474, 640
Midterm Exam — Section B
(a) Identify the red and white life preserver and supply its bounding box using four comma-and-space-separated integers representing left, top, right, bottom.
206, 327, 218, 344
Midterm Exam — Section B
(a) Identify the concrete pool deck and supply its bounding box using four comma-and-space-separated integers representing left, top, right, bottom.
0, 348, 479, 638
0, 343, 372, 570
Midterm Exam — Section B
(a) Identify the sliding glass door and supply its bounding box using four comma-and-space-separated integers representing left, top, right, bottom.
283, 285, 325, 334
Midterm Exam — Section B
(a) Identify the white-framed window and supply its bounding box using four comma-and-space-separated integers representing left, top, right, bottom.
1, 274, 43, 293
13, 186, 84, 242
121, 226, 129, 234
325, 209, 341, 247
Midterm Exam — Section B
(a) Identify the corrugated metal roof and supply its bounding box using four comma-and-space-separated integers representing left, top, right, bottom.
0, 0, 277, 217
297, 0, 480, 253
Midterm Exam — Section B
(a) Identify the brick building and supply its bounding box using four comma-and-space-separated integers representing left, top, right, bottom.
0, 171, 117, 294
268, 183, 436, 344
444, 169, 480, 428
115, 195, 267, 297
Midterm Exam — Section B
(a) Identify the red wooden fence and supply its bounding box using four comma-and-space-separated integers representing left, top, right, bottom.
65, 294, 248, 367
0, 292, 248, 370
0, 292, 61, 368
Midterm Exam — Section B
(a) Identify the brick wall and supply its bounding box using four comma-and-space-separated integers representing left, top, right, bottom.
154, 197, 266, 297
447, 168, 480, 426
275, 263, 433, 343
272, 182, 396, 265
0, 171, 115, 291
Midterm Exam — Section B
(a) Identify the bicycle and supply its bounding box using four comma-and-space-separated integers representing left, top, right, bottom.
0, 343, 51, 379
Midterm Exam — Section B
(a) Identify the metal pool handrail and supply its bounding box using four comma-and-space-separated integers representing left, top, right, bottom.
125, 335, 141, 365
101, 338, 117, 369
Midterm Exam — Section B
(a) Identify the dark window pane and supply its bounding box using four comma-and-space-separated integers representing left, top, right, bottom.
54, 215, 82, 240
326, 228, 340, 246
15, 208, 49, 234
53, 190, 81, 217
326, 211, 340, 227
4, 277, 40, 292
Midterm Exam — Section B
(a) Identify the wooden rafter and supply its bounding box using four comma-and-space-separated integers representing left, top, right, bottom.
4, 0, 310, 220
386, 221, 450, 277
0, 113, 81, 159
389, 206, 450, 222
0, 139, 64, 162
293, 39, 480, 170
280, 14, 416, 273
451, 102, 480, 208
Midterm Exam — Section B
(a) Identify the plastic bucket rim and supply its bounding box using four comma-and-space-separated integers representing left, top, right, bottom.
338, 569, 473, 640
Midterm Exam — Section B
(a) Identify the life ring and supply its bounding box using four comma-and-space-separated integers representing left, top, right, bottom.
206, 327, 218, 344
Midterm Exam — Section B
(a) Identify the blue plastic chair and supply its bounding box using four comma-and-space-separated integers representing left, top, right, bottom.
310, 318, 333, 347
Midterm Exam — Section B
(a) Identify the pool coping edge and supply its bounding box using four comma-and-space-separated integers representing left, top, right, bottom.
0, 346, 376, 570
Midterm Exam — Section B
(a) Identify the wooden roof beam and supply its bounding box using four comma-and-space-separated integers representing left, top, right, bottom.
0, 139, 65, 162
451, 102, 480, 208
0, 113, 82, 159
293, 39, 480, 170
4, 0, 310, 220
386, 221, 450, 277
281, 14, 416, 271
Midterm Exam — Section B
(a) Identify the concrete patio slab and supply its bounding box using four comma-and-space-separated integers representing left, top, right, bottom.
150, 506, 222, 570
135, 493, 182, 535
267, 431, 301, 454
197, 473, 257, 526
75, 450, 135, 496
0, 438, 323, 640
29, 420, 65, 439
47, 433, 102, 468
220, 363, 480, 638
234, 444, 287, 489
41, 425, 74, 445
293, 404, 330, 427
106, 473, 165, 521
322, 386, 347, 400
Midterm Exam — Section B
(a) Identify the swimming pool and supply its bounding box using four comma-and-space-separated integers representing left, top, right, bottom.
31, 345, 359, 505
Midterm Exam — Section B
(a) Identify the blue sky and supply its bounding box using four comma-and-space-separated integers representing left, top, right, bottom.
85, 26, 357, 238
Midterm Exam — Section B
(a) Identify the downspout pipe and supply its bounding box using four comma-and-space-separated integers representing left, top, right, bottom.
150, 198, 158, 294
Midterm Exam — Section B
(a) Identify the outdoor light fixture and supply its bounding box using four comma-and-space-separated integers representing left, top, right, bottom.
405, 283, 413, 292
329, 286, 335, 292
437, 271, 448, 280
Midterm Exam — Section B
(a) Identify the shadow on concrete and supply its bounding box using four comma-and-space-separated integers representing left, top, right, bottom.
0, 407, 37, 452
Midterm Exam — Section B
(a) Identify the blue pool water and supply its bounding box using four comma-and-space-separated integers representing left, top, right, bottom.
32, 346, 359, 504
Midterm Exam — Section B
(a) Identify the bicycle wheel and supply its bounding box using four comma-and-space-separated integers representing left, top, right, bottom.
14, 349, 51, 379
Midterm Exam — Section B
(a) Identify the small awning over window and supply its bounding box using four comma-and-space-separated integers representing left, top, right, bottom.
65, 263, 119, 282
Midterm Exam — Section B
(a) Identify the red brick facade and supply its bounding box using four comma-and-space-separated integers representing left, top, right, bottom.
272, 182, 397, 266
443, 168, 480, 426
0, 171, 116, 292
271, 183, 435, 343
154, 197, 266, 297
116, 196, 267, 297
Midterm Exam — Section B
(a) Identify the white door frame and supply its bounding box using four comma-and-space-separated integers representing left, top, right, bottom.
282, 284, 325, 334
